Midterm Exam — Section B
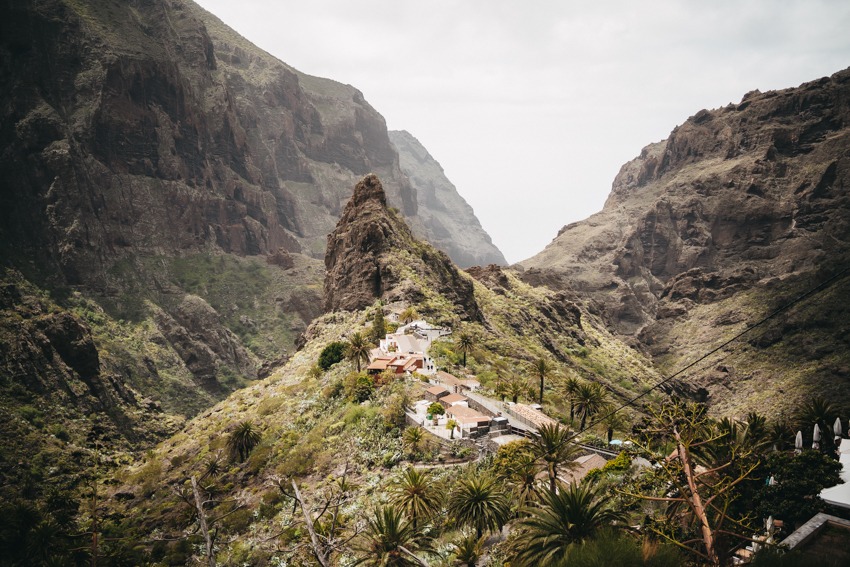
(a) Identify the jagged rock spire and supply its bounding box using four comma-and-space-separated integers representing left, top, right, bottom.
323, 174, 482, 321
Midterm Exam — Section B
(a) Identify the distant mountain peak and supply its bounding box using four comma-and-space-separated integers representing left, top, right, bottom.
389, 130, 507, 268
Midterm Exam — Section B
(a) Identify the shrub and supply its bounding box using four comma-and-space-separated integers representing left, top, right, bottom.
344, 372, 374, 403
318, 341, 346, 370
427, 402, 446, 417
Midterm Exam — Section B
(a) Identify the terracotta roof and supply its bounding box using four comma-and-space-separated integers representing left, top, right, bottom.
454, 414, 490, 425
441, 393, 468, 404
367, 357, 393, 371
426, 385, 449, 396
511, 403, 560, 429
436, 371, 462, 386
559, 453, 608, 485
447, 405, 489, 423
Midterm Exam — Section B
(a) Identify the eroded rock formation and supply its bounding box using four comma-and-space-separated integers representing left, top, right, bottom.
324, 174, 481, 322
521, 69, 850, 412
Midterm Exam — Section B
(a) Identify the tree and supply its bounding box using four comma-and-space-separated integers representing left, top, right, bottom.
529, 423, 580, 493
563, 375, 581, 423
400, 307, 419, 325
628, 399, 761, 567
352, 506, 431, 567
575, 382, 609, 430
277, 469, 360, 567
389, 468, 442, 531
403, 427, 427, 456
531, 357, 554, 405
427, 402, 446, 424
226, 421, 261, 462
346, 332, 371, 373
753, 449, 842, 529
446, 419, 459, 439
451, 534, 485, 567
456, 332, 474, 368
511, 482, 626, 566
371, 307, 387, 342
447, 472, 511, 539
344, 372, 374, 403
504, 376, 526, 404
794, 396, 841, 453
318, 341, 347, 370
493, 440, 541, 511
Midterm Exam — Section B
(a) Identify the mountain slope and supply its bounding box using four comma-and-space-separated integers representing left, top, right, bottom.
389, 130, 507, 267
102, 175, 660, 564
521, 69, 850, 413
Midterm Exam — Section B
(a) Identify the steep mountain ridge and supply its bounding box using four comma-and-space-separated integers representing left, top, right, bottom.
389, 130, 507, 267
1, 0, 503, 283
98, 175, 661, 564
0, 0, 504, 447
522, 68, 850, 412
323, 173, 482, 322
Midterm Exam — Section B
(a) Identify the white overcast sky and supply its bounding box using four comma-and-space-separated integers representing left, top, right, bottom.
195, 1, 850, 263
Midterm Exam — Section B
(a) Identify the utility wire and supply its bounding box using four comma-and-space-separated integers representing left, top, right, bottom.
566, 263, 850, 445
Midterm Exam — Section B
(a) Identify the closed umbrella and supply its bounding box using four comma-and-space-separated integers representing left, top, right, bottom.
835, 417, 843, 438
795, 430, 803, 453
813, 423, 821, 449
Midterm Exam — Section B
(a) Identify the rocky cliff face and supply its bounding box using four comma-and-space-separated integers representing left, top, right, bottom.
0, 0, 496, 283
0, 0, 497, 430
521, 69, 850, 413
324, 174, 482, 322
389, 130, 506, 267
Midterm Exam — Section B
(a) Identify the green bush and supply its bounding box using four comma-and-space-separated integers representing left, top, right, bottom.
318, 341, 346, 370
344, 372, 374, 403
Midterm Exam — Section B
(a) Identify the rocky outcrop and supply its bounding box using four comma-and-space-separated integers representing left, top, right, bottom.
389, 130, 506, 267
152, 294, 258, 388
521, 68, 850, 412
0, 0, 490, 291
324, 174, 481, 322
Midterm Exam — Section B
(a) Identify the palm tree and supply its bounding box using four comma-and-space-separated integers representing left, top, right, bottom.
563, 375, 581, 424
353, 506, 431, 566
498, 450, 541, 511
451, 534, 486, 566
447, 472, 511, 539
531, 357, 554, 405
530, 423, 580, 492
457, 332, 474, 368
575, 382, 609, 430
795, 396, 841, 453
505, 377, 526, 404
511, 482, 626, 566
389, 468, 442, 531
346, 332, 371, 373
400, 307, 419, 324
403, 426, 427, 455
226, 421, 261, 462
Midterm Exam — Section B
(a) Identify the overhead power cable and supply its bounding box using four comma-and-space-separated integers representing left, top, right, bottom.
567, 263, 850, 445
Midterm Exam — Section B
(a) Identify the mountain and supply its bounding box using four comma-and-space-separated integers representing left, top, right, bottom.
389, 130, 507, 267
100, 175, 660, 564
0, 0, 508, 429
521, 68, 850, 413
0, 0, 501, 284
323, 173, 482, 322
0, 0, 503, 524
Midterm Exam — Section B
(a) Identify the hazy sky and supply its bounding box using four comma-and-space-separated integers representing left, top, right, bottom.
195, 1, 850, 263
